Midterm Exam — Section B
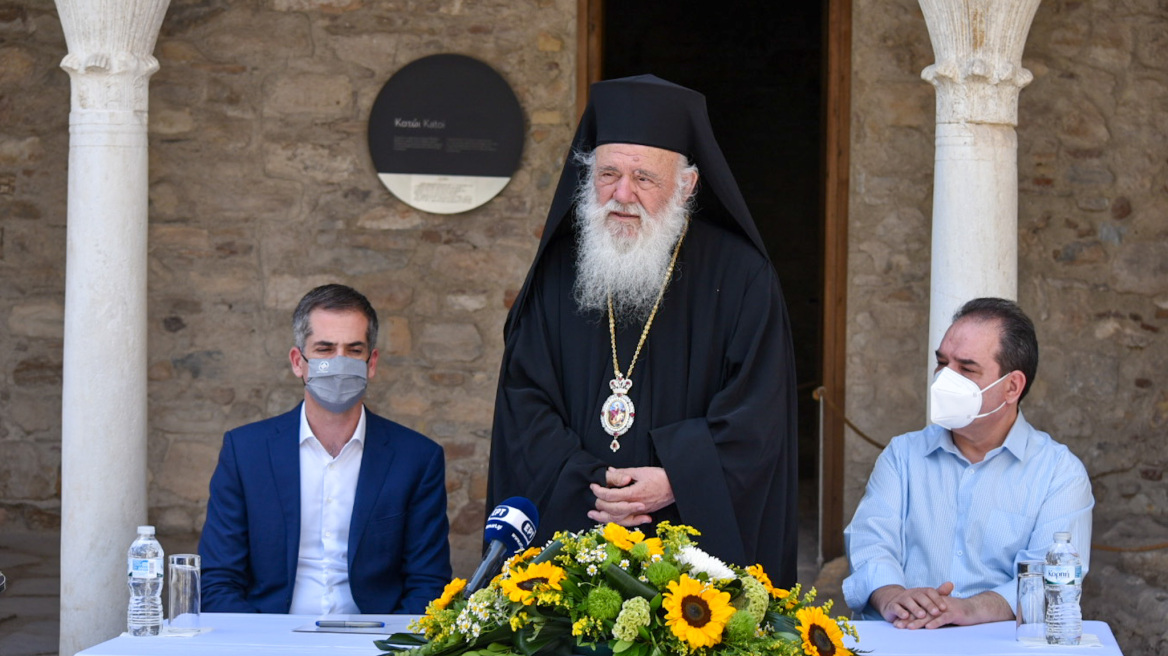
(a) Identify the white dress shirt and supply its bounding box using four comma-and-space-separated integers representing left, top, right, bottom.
843, 412, 1094, 618
288, 405, 366, 615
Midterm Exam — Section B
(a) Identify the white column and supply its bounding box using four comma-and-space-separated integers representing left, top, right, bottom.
55, 2, 170, 654
918, 0, 1041, 357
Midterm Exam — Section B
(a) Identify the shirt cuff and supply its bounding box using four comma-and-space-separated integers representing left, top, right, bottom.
842, 562, 906, 613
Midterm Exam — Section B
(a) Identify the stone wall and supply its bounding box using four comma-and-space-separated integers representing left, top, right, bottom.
3, 0, 1165, 651
0, 0, 576, 579
847, 0, 1167, 653
0, 4, 70, 531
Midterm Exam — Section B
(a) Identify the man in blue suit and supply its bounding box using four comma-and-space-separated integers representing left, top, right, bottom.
199, 284, 451, 614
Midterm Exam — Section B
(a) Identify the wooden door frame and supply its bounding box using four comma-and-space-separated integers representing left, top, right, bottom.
820, 0, 851, 563
576, 0, 851, 562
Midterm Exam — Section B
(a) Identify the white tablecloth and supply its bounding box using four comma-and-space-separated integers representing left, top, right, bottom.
844, 620, 1123, 656
78, 613, 417, 656
77, 614, 1124, 656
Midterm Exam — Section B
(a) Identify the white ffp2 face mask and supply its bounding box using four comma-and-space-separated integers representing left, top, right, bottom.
928, 366, 1010, 430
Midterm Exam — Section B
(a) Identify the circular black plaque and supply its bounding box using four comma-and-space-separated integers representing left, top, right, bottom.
368, 54, 525, 214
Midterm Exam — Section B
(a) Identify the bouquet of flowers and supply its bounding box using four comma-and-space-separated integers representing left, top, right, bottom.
377, 522, 857, 656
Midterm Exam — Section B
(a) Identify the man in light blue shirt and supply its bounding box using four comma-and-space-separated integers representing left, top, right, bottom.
843, 298, 1094, 629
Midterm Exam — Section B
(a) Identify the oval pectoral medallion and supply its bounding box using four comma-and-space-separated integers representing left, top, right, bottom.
600, 377, 635, 451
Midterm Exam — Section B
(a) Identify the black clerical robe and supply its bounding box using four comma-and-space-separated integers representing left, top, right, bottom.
487, 217, 799, 586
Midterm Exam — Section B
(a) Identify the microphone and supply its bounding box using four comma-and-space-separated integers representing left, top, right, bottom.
464, 497, 539, 595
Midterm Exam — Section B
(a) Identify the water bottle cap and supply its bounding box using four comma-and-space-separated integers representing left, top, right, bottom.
138, 525, 155, 535
1054, 531, 1070, 542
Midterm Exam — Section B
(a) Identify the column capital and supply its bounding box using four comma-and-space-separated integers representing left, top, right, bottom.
918, 0, 1043, 126
60, 52, 160, 118
55, 0, 170, 115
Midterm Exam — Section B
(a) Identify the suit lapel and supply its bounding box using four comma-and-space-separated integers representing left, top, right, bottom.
349, 412, 395, 567
268, 405, 302, 589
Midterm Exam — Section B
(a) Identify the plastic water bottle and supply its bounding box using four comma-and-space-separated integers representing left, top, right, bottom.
127, 525, 164, 636
1043, 531, 1082, 645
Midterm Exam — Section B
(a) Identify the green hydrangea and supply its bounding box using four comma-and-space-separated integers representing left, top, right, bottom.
628, 540, 651, 562
644, 560, 680, 588
605, 542, 623, 564
585, 585, 623, 620
734, 575, 769, 623
723, 610, 759, 644
612, 596, 652, 642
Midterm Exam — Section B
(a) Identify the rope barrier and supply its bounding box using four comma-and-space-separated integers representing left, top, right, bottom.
1090, 542, 1168, 553
812, 385, 1168, 552
812, 386, 886, 450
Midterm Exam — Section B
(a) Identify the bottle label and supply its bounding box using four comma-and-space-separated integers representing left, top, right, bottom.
128, 557, 162, 578
1044, 564, 1081, 585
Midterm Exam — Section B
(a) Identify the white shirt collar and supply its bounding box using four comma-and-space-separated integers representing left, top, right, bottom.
298, 403, 367, 449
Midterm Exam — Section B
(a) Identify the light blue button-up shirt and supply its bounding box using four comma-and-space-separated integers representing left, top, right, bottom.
843, 412, 1094, 619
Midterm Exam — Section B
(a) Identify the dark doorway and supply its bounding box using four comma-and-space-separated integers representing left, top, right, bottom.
602, 4, 825, 499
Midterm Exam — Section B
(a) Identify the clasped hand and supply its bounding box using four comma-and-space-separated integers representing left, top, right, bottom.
588, 466, 674, 526
872, 582, 1012, 629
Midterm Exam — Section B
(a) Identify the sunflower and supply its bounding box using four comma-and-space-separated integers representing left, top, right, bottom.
499, 561, 567, 605
663, 574, 735, 648
796, 606, 850, 656
505, 547, 542, 571
603, 523, 646, 550
433, 578, 467, 610
489, 547, 544, 587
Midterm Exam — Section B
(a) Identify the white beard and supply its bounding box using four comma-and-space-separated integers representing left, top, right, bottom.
573, 185, 689, 324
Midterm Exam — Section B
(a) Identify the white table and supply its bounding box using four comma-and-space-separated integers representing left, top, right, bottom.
77, 613, 417, 656
78, 614, 1124, 656
844, 620, 1124, 656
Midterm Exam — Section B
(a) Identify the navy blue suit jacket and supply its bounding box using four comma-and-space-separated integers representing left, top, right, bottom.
198, 404, 452, 614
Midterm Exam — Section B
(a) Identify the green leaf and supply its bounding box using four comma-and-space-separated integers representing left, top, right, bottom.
516, 620, 572, 656
766, 611, 797, 634
612, 640, 634, 653
376, 633, 428, 648
603, 563, 657, 600
532, 541, 564, 564
561, 578, 581, 596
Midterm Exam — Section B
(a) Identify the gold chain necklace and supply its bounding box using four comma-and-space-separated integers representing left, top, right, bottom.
599, 220, 689, 452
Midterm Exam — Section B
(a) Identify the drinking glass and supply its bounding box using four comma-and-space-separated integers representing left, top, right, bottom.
1016, 560, 1045, 640
167, 554, 201, 634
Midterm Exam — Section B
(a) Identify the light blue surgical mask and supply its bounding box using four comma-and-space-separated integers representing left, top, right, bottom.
303, 355, 368, 414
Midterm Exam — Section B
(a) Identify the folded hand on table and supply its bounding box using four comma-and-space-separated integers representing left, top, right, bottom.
871, 582, 1014, 630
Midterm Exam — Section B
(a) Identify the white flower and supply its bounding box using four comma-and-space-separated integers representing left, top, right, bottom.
575, 545, 608, 564
676, 545, 735, 580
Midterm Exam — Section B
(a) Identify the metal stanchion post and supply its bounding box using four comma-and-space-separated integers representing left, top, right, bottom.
817, 389, 825, 570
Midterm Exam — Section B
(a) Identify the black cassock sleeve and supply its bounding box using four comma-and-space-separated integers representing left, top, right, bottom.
488, 269, 610, 542
649, 262, 798, 583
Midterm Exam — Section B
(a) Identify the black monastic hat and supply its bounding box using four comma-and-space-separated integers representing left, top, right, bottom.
506, 75, 768, 336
